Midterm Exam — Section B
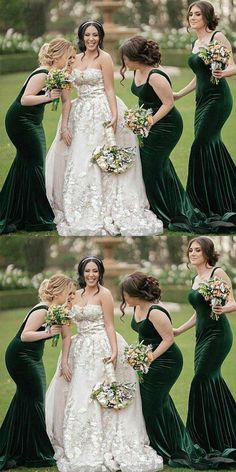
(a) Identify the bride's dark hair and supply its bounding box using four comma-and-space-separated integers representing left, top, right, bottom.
77, 256, 104, 294
77, 20, 105, 59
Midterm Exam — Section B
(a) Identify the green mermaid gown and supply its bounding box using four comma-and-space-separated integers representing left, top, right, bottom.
187, 267, 236, 455
132, 304, 236, 468
187, 32, 236, 224
0, 69, 56, 234
0, 304, 55, 470
132, 68, 236, 233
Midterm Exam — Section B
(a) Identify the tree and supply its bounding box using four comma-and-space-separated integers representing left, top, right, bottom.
0, 0, 26, 34
23, 0, 48, 38
166, 0, 184, 29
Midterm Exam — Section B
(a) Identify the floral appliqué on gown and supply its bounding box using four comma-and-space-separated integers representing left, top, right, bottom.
46, 68, 163, 236
46, 304, 163, 472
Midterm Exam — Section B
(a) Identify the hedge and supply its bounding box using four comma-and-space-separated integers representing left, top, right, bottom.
0, 53, 38, 75
0, 289, 38, 310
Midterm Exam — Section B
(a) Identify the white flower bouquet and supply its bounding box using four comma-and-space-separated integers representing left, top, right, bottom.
91, 358, 136, 410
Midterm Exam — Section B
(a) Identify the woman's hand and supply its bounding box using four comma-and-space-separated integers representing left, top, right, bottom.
106, 116, 117, 133
48, 88, 62, 101
147, 351, 154, 363
212, 69, 225, 80
61, 128, 72, 146
212, 304, 225, 316
49, 325, 62, 336
109, 351, 117, 368
60, 363, 72, 382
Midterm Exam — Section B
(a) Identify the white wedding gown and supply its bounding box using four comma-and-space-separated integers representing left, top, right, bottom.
45, 68, 163, 236
46, 304, 163, 472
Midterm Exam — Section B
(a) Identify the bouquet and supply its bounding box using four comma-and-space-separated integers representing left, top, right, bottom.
198, 276, 230, 320
44, 68, 74, 110
198, 40, 231, 84
45, 304, 72, 346
124, 105, 153, 146
91, 358, 136, 410
123, 341, 153, 382
91, 123, 135, 174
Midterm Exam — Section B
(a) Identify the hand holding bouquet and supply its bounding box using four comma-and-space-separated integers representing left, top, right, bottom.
123, 341, 153, 382
199, 40, 231, 84
124, 105, 153, 146
91, 357, 136, 410
45, 304, 72, 346
91, 122, 135, 174
44, 68, 74, 110
198, 276, 230, 320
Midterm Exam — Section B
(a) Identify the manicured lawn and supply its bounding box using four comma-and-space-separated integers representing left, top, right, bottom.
0, 304, 236, 472
1, 69, 236, 189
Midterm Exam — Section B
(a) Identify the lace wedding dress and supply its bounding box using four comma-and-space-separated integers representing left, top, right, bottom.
46, 304, 163, 472
45, 68, 163, 236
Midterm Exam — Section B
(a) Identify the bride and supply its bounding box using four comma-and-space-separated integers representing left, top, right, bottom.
45, 256, 163, 472
45, 20, 163, 236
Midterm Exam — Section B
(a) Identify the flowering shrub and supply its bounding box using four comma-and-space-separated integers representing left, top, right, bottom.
0, 265, 51, 290
0, 29, 44, 54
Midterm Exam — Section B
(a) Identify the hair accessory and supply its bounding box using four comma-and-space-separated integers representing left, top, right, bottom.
81, 20, 103, 29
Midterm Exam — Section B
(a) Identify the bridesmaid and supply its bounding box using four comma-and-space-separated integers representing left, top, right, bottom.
0, 274, 74, 470
174, 237, 236, 457
120, 272, 236, 468
120, 36, 229, 233
174, 1, 236, 229
0, 38, 73, 234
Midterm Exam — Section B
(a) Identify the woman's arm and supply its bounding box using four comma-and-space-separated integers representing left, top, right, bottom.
21, 72, 61, 106
101, 53, 118, 131
21, 308, 61, 342
212, 32, 236, 79
148, 309, 174, 361
60, 88, 73, 146
210, 268, 236, 316
148, 73, 174, 124
60, 324, 72, 382
173, 76, 196, 100
173, 313, 196, 336
101, 288, 118, 367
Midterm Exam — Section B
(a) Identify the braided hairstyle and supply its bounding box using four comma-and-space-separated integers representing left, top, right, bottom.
120, 36, 161, 81
38, 274, 73, 302
38, 38, 73, 66
120, 271, 161, 316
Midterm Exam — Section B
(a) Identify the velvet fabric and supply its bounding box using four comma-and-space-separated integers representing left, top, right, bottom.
187, 32, 236, 224
0, 69, 55, 234
131, 304, 236, 468
0, 305, 55, 470
187, 267, 236, 456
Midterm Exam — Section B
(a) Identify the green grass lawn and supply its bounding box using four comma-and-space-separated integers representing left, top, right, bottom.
0, 304, 236, 472
1, 69, 236, 190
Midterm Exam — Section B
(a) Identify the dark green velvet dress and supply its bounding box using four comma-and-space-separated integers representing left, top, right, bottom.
132, 68, 236, 233
187, 32, 236, 226
187, 267, 236, 456
0, 69, 56, 234
132, 304, 236, 468
0, 304, 55, 470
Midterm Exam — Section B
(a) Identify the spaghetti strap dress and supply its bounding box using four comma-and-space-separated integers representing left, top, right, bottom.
186, 31, 236, 228
187, 267, 236, 457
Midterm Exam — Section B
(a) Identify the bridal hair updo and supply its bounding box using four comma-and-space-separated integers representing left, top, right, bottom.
77, 256, 105, 292
120, 36, 161, 81
120, 271, 161, 316
38, 38, 73, 66
38, 274, 73, 302
187, 237, 219, 266
187, 1, 219, 30
77, 20, 105, 56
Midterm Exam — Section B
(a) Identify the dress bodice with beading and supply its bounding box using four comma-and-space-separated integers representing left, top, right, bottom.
72, 68, 105, 100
